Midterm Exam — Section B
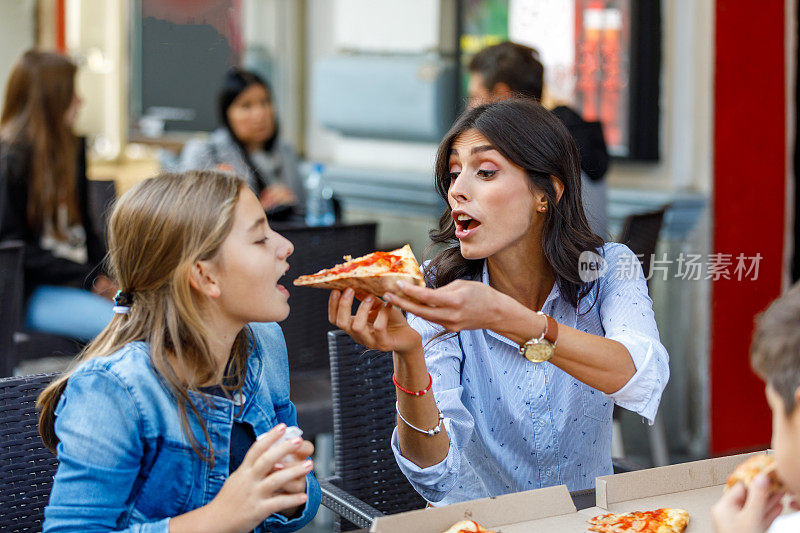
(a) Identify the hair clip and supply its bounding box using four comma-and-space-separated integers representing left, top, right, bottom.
113, 290, 134, 314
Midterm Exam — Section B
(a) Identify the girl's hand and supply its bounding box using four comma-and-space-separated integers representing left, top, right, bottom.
384, 280, 514, 334
271, 438, 315, 495
202, 424, 313, 533
328, 288, 421, 355
711, 475, 785, 533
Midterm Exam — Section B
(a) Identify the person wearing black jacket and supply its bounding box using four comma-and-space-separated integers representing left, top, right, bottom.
0, 50, 112, 342
468, 41, 610, 236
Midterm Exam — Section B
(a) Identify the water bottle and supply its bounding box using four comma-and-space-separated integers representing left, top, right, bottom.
304, 163, 335, 226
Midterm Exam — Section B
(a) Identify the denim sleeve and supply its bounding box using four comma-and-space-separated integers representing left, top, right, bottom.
44, 370, 168, 533
389, 314, 474, 503
599, 244, 671, 423
258, 402, 322, 532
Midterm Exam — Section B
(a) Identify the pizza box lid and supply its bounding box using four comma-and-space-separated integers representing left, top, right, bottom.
369, 484, 579, 533
369, 451, 769, 533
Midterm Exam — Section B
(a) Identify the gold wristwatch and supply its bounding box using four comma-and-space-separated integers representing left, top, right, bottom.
519, 311, 559, 363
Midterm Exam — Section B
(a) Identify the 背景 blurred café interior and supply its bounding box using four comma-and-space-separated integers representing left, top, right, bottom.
0, 0, 796, 531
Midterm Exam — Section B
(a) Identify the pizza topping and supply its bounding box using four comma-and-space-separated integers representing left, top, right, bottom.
442, 519, 494, 533
331, 252, 404, 275
588, 508, 689, 533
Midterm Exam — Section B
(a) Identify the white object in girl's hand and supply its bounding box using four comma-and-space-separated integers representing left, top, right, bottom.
257, 426, 304, 464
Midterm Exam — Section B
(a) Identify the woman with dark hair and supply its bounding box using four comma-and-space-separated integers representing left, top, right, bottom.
329, 99, 669, 505
0, 50, 113, 342
180, 68, 303, 216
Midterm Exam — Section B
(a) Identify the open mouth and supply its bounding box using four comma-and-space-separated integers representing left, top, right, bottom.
453, 213, 482, 238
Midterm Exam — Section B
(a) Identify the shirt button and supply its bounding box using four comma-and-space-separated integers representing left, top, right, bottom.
233, 392, 246, 406
545, 469, 553, 477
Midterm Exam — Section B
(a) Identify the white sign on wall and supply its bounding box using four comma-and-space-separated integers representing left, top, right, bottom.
509, 0, 575, 103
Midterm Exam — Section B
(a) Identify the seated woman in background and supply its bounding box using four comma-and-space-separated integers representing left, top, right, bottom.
180, 67, 304, 219
39, 170, 321, 532
0, 50, 113, 342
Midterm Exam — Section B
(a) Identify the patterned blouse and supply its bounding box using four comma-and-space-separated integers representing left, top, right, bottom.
391, 243, 670, 505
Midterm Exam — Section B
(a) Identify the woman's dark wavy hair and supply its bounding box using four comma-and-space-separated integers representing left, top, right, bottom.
428, 99, 605, 310
218, 68, 279, 187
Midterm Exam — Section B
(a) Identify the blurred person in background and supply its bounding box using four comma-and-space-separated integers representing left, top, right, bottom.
0, 49, 113, 342
468, 41, 610, 237
180, 67, 304, 221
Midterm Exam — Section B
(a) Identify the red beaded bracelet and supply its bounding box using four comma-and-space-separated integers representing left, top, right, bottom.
392, 372, 433, 396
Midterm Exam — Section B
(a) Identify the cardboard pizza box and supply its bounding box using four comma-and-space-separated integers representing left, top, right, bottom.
369, 484, 583, 533
578, 451, 765, 532
369, 451, 766, 533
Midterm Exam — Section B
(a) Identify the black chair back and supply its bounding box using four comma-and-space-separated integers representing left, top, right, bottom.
86, 179, 117, 249
276, 223, 377, 374
327, 330, 425, 530
0, 373, 59, 532
0, 241, 81, 377
618, 206, 668, 281
0, 242, 25, 377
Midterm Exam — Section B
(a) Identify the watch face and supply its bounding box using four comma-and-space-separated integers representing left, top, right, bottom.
523, 341, 554, 363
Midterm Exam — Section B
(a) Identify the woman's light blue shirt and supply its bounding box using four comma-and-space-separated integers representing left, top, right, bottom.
391, 243, 670, 505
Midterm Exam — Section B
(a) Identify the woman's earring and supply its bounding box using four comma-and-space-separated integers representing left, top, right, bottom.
539, 206, 547, 212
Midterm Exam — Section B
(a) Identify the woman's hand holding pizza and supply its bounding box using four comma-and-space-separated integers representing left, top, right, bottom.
384, 280, 519, 335
328, 288, 421, 355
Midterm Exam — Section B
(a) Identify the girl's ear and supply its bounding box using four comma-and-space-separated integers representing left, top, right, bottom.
189, 260, 221, 299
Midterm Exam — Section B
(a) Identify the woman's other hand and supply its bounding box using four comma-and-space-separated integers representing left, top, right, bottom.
260, 184, 297, 210
384, 279, 514, 334
328, 288, 421, 355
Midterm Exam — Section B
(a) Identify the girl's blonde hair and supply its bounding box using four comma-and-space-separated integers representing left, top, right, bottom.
38, 171, 250, 462
0, 50, 79, 238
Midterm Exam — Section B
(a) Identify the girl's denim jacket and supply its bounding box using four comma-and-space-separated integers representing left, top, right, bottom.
44, 322, 321, 532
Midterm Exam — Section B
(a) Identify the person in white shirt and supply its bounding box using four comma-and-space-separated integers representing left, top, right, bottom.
712, 283, 800, 532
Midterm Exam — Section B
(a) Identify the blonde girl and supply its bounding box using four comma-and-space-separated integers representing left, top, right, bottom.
38, 170, 320, 532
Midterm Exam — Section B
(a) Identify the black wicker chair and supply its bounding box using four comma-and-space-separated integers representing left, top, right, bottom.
618, 206, 669, 282
86, 179, 117, 250
0, 242, 81, 378
0, 372, 59, 532
273, 223, 377, 440
616, 205, 670, 467
0, 242, 26, 377
321, 330, 425, 531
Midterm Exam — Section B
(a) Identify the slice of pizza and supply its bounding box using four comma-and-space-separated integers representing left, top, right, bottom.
293, 244, 424, 299
726, 453, 784, 494
588, 508, 689, 533
441, 520, 495, 533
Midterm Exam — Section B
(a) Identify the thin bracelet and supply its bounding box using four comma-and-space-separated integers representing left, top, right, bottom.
395, 401, 444, 437
392, 372, 433, 396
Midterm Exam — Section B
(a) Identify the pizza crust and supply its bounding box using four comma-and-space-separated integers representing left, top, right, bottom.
725, 453, 784, 494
